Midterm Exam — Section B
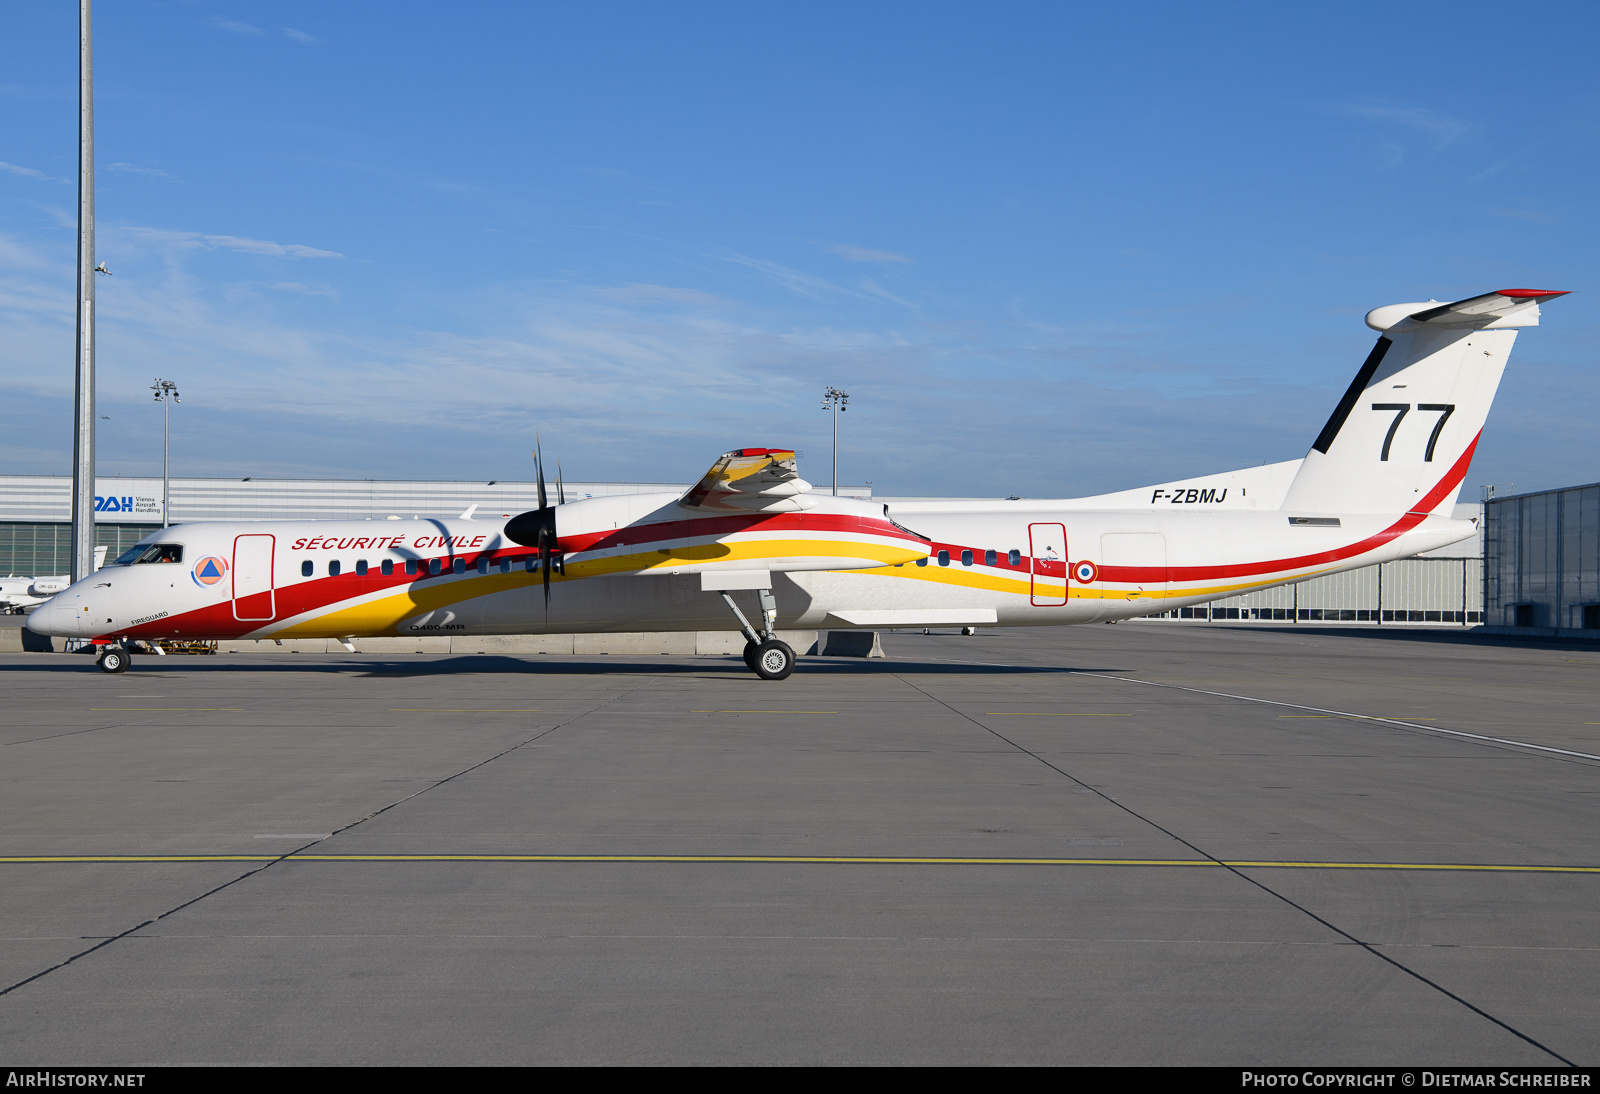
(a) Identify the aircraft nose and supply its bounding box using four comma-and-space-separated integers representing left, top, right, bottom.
26, 600, 69, 636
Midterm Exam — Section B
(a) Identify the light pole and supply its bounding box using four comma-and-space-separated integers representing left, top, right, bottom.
821, 386, 848, 496
151, 379, 179, 527
70, 0, 97, 583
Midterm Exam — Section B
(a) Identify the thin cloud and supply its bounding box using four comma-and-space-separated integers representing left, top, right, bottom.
108, 163, 174, 179
826, 243, 912, 264
212, 18, 265, 36
1335, 102, 1470, 149
123, 227, 343, 259
588, 283, 727, 307
284, 28, 318, 44
716, 252, 844, 299
0, 161, 64, 183
267, 281, 340, 300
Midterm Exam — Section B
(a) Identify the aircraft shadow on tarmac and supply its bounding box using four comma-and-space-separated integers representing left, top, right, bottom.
0, 654, 1103, 678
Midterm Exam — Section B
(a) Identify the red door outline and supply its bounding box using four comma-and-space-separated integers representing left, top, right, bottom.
232, 534, 277, 622
1029, 522, 1067, 606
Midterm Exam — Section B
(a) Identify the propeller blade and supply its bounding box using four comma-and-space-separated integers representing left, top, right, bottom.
542, 528, 552, 611
556, 458, 567, 507
534, 436, 548, 512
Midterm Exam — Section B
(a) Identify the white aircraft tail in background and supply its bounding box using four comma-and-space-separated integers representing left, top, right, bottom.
1282, 289, 1567, 515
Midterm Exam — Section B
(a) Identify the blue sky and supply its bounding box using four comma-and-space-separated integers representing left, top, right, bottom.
1, 2, 1596, 497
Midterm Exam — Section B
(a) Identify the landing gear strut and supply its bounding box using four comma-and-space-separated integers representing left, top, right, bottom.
720, 588, 794, 681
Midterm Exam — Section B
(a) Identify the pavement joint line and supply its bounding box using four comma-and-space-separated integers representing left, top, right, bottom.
891, 660, 1578, 1067
0, 855, 1597, 872
0, 676, 659, 1001
914, 654, 1600, 765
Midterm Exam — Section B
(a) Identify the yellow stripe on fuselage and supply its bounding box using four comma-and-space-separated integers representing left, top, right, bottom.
274, 536, 926, 637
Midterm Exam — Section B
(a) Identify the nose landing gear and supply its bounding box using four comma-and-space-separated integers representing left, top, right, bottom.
721, 587, 794, 681
96, 645, 130, 674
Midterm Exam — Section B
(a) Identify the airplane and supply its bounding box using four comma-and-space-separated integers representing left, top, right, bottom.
27, 287, 1566, 679
0, 547, 104, 613
0, 575, 69, 614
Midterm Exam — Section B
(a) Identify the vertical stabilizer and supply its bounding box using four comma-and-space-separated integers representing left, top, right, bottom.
1280, 289, 1566, 515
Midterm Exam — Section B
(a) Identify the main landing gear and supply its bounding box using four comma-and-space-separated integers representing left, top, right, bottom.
721, 587, 794, 681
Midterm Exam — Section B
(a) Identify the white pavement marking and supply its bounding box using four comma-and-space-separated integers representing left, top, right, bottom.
914, 656, 1600, 764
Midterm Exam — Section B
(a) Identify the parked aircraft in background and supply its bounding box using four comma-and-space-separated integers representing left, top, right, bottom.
1, 549, 104, 613
29, 288, 1566, 679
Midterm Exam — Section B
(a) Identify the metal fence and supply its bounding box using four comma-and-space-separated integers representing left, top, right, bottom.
1141, 557, 1482, 625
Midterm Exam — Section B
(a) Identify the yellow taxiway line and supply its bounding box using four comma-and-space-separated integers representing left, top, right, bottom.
1, 855, 1597, 873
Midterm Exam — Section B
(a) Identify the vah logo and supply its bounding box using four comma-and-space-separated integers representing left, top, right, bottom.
191, 556, 229, 587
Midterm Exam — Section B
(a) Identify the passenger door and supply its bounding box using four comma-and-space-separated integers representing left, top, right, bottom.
1029, 522, 1068, 606
232, 534, 277, 622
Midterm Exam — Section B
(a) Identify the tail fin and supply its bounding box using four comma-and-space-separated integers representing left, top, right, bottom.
1280, 289, 1567, 515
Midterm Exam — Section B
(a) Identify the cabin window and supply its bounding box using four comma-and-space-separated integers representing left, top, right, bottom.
916, 557, 927, 567
405, 559, 418, 576
355, 560, 368, 576
985, 549, 997, 566
937, 550, 950, 567
1008, 549, 1021, 566
524, 557, 536, 573
328, 560, 341, 577
477, 558, 489, 575
381, 560, 393, 577
499, 558, 511, 574
301, 560, 313, 577
428, 558, 442, 576
453, 558, 466, 575
961, 550, 973, 566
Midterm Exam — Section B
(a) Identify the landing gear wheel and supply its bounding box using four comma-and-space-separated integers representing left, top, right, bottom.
742, 640, 759, 672
751, 639, 794, 681
98, 647, 130, 674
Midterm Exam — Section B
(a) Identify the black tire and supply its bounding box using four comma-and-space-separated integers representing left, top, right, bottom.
742, 640, 759, 671
751, 639, 794, 681
98, 648, 130, 674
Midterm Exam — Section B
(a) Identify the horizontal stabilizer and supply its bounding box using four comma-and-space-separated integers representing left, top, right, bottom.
1365, 289, 1568, 334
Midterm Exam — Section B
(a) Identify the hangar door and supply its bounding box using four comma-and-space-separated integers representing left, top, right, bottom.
1029, 522, 1068, 606
232, 534, 277, 622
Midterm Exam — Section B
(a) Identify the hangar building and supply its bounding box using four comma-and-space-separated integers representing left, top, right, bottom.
1484, 481, 1600, 635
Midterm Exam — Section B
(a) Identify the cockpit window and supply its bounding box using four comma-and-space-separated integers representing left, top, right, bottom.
114, 543, 184, 565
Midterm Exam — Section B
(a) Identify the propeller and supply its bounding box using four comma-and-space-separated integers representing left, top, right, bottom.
504, 436, 564, 614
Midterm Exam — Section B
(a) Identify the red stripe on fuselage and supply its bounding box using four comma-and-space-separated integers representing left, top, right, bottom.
1099, 433, 1479, 583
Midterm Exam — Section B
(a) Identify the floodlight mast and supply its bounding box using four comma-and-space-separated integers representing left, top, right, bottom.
70, 0, 97, 582
151, 379, 180, 527
821, 386, 848, 496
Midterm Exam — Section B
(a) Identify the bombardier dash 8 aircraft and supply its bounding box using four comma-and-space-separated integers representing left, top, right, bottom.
29, 287, 1566, 679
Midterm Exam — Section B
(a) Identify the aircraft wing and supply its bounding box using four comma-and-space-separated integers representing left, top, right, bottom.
680, 448, 817, 513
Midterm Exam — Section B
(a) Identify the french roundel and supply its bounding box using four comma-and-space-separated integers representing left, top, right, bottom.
1072, 560, 1098, 584
192, 556, 229, 587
